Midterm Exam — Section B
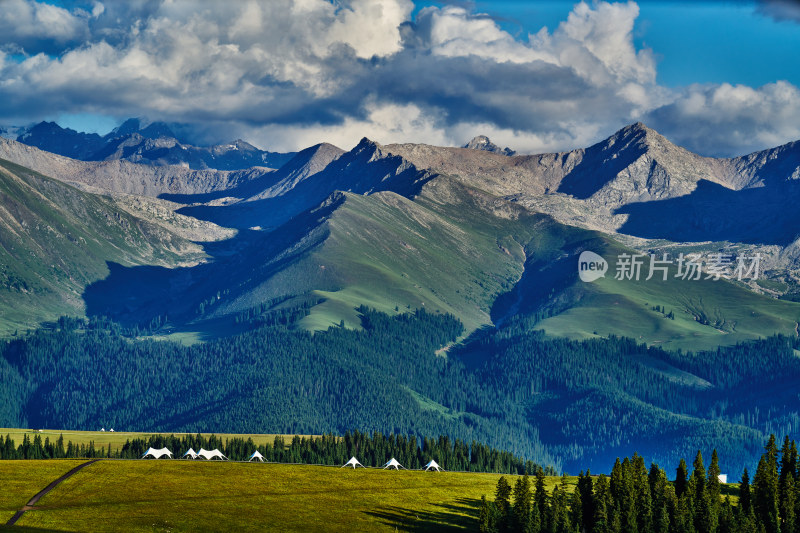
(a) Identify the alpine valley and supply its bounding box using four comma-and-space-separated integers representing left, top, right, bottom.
2, 121, 800, 475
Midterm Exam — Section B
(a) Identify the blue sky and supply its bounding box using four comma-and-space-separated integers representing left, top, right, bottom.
415, 1, 800, 88
1, 0, 800, 156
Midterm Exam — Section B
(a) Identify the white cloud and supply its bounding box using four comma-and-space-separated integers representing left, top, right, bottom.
0, 0, 90, 48
557, 1, 655, 86
328, 0, 413, 59
645, 81, 800, 155
241, 101, 450, 152
0, 0, 799, 157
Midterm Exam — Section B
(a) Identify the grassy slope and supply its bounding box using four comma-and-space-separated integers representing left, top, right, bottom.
2, 460, 561, 532
0, 159, 205, 336
529, 235, 800, 351
0, 459, 86, 525
235, 180, 537, 335
0, 429, 322, 451
223, 174, 800, 351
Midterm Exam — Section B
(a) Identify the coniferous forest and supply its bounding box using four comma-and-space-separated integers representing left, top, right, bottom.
2, 305, 800, 475
479, 435, 800, 533
0, 430, 556, 475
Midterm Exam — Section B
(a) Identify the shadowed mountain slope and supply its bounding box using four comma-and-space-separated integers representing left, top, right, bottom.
0, 158, 206, 335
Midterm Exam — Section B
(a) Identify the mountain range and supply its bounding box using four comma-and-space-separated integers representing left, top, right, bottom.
2, 121, 800, 473
2, 121, 800, 345
5, 118, 296, 171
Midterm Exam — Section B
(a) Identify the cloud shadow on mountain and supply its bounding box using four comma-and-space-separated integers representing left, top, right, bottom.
616, 180, 800, 245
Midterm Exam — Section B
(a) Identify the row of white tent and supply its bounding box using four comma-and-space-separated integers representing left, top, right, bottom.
141, 447, 234, 461
142, 449, 441, 470
342, 456, 442, 472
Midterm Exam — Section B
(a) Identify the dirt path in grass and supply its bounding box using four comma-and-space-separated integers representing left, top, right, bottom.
5, 459, 100, 527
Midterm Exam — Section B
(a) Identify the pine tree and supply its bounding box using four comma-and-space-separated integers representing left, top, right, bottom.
740, 468, 753, 515
480, 495, 499, 533
649, 465, 672, 533
535, 471, 549, 533
779, 473, 796, 533
779, 437, 798, 533
495, 476, 513, 533
633, 454, 654, 533
550, 475, 573, 533
676, 459, 690, 499
572, 473, 585, 533
691, 450, 712, 533
593, 475, 613, 533
578, 470, 595, 533
513, 474, 533, 533
717, 497, 735, 533
753, 435, 781, 533
707, 449, 722, 533
56, 434, 65, 458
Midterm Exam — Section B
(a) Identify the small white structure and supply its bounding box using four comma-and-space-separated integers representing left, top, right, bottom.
383, 458, 404, 470
424, 459, 443, 472
248, 451, 265, 462
342, 456, 365, 468
101, 428, 105, 432
142, 447, 173, 459
110, 429, 115, 432
198, 448, 228, 460
718, 474, 728, 484
182, 448, 199, 459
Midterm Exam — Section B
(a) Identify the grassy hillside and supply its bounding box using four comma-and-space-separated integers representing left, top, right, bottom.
0, 429, 321, 451
0, 459, 87, 526
251, 185, 535, 334
225, 176, 800, 348
520, 234, 800, 351
0, 158, 206, 336
0, 460, 555, 532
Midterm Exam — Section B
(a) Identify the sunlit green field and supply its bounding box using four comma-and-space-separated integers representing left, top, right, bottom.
0, 429, 321, 451
0, 460, 86, 526
0, 459, 566, 532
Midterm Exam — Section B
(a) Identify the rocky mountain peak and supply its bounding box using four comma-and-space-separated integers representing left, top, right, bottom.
463, 135, 515, 156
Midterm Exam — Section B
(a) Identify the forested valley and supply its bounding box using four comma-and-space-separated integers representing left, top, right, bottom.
2, 304, 799, 475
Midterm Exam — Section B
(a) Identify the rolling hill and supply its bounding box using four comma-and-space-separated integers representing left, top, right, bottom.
0, 158, 208, 335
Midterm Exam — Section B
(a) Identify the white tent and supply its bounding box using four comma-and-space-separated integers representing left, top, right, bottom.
718, 474, 728, 484
198, 448, 228, 460
182, 448, 199, 459
424, 460, 443, 472
383, 458, 404, 470
142, 447, 173, 459
248, 451, 265, 462
341, 456, 365, 468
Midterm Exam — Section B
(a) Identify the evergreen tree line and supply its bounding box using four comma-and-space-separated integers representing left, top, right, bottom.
3, 305, 800, 474
479, 435, 800, 533
0, 430, 556, 475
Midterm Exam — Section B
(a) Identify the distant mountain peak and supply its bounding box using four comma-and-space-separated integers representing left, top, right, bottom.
462, 135, 515, 156
356, 137, 379, 149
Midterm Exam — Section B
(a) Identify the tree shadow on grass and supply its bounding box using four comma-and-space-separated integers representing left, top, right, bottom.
365, 497, 481, 532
